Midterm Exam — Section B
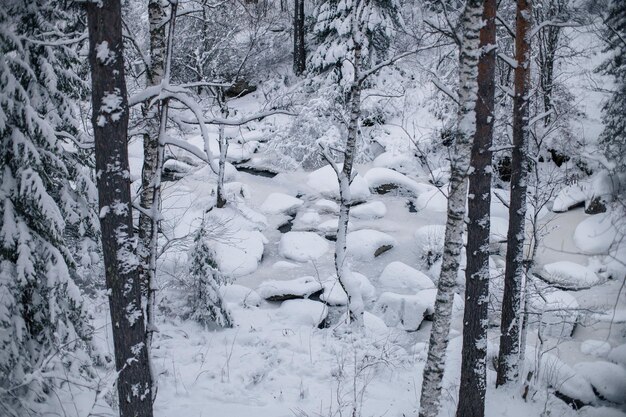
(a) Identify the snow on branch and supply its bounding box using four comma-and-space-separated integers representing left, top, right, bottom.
431, 78, 459, 104
178, 108, 297, 126
358, 43, 444, 83
530, 20, 585, 38
497, 53, 518, 69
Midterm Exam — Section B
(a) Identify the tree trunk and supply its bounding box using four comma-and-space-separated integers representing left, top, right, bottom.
456, 0, 496, 415
496, 0, 532, 387
293, 0, 306, 75
334, 43, 364, 325
418, 2, 483, 416
85, 1, 154, 416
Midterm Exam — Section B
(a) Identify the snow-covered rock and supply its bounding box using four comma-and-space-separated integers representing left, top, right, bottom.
260, 192, 303, 215
212, 230, 267, 277
580, 340, 612, 358
295, 210, 321, 229
350, 201, 387, 219
574, 361, 626, 403
378, 262, 434, 294
579, 406, 626, 417
256, 276, 323, 301
319, 273, 376, 305
372, 151, 422, 175
219, 284, 262, 308
374, 292, 432, 331
541, 261, 601, 290
415, 187, 447, 213
306, 164, 370, 202
314, 199, 339, 214
608, 344, 626, 367
347, 229, 396, 260
317, 219, 339, 234
552, 183, 587, 212
279, 231, 329, 262
363, 167, 427, 196
415, 288, 465, 318
490, 216, 508, 243
529, 288, 579, 338
574, 213, 617, 255
275, 299, 328, 327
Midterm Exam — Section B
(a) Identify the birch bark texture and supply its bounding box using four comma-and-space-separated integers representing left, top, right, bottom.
85, 1, 154, 416
456, 0, 496, 416
496, 0, 532, 387
418, 2, 483, 416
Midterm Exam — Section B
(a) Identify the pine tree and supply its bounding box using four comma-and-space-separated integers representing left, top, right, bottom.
187, 224, 233, 328
0, 1, 95, 412
598, 0, 626, 173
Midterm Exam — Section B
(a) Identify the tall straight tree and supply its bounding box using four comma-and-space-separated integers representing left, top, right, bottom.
85, 1, 154, 416
418, 1, 484, 416
293, 0, 306, 75
496, 0, 532, 387
456, 0, 496, 416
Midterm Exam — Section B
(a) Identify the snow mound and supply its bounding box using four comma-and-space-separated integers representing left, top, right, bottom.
314, 199, 339, 214
279, 231, 329, 262
212, 230, 267, 277
317, 218, 339, 234
415, 288, 465, 317
574, 213, 617, 255
350, 201, 387, 219
609, 344, 626, 367
219, 284, 262, 308
275, 299, 328, 327
320, 273, 376, 306
541, 261, 601, 290
579, 406, 626, 417
374, 292, 431, 331
414, 225, 446, 267
552, 183, 587, 212
306, 164, 370, 202
574, 361, 626, 403
347, 229, 396, 260
415, 187, 447, 213
260, 192, 303, 215
580, 340, 611, 358
256, 276, 322, 301
529, 288, 579, 338
294, 210, 321, 229
363, 167, 427, 196
272, 260, 300, 269
372, 151, 422, 175
378, 262, 434, 294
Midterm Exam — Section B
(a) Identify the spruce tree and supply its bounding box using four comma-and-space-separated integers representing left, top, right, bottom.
0, 1, 95, 412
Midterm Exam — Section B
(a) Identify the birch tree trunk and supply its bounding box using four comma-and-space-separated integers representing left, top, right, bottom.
418, 2, 483, 416
456, 0, 496, 415
334, 41, 364, 325
139, 0, 166, 292
293, 0, 306, 75
496, 0, 532, 386
85, 1, 154, 416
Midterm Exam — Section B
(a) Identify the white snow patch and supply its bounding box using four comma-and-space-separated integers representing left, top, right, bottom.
574, 361, 626, 403
378, 261, 434, 294
574, 213, 617, 255
278, 232, 329, 262
219, 284, 262, 308
275, 299, 328, 327
347, 229, 396, 260
363, 167, 428, 196
260, 192, 303, 215
580, 340, 612, 358
350, 201, 387, 219
552, 183, 587, 212
306, 164, 370, 202
256, 276, 322, 300
541, 261, 601, 290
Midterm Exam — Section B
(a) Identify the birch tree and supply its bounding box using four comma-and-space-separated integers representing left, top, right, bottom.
496, 0, 532, 387
85, 1, 154, 415
418, 1, 484, 415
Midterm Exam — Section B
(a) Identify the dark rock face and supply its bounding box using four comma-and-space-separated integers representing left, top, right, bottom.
585, 196, 607, 214
374, 244, 393, 257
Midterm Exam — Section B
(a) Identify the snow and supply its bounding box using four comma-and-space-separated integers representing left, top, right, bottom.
219, 284, 263, 308
256, 276, 323, 301
306, 164, 371, 202
377, 261, 434, 293
541, 261, 601, 290
528, 288, 580, 339
363, 167, 428, 196
490, 216, 508, 243
346, 229, 396, 260
259, 192, 303, 214
608, 344, 626, 367
552, 183, 587, 212
275, 299, 328, 327
579, 407, 626, 417
414, 224, 446, 264
574, 361, 626, 403
212, 229, 267, 277
580, 340, 612, 358
574, 213, 618, 255
319, 272, 376, 305
375, 292, 431, 331
314, 199, 339, 214
350, 201, 387, 219
317, 218, 339, 234
415, 186, 448, 212
278, 232, 329, 262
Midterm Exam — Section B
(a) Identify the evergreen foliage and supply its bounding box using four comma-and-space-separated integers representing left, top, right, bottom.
0, 0, 97, 411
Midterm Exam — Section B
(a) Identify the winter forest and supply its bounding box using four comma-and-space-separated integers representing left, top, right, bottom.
1, 0, 626, 416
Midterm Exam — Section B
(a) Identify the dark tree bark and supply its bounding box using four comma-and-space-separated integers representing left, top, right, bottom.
456, 0, 495, 415
86, 1, 154, 416
496, 0, 532, 387
293, 0, 306, 75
